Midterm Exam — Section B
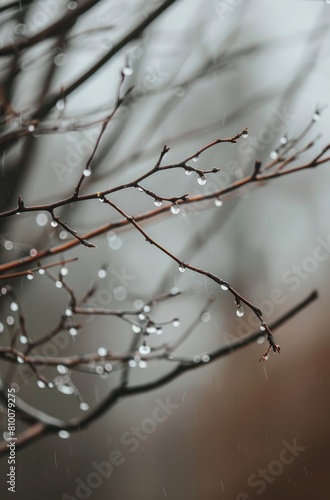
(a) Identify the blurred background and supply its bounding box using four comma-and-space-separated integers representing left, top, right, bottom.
0, 0, 330, 499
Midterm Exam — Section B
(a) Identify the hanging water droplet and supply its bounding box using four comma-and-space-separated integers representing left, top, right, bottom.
236, 305, 244, 317
69, 327, 78, 336
215, 197, 223, 207
38, 268, 45, 275
242, 129, 248, 138
170, 203, 180, 215
138, 313, 146, 321
185, 169, 192, 175
36, 213, 48, 227
260, 324, 266, 331
137, 186, 143, 192
27, 273, 34, 280
132, 324, 142, 333
57, 384, 74, 395
312, 110, 320, 122
19, 335, 28, 344
128, 359, 137, 368
98, 269, 107, 279
55, 281, 63, 288
143, 305, 151, 313
28, 124, 35, 132
123, 66, 133, 76
65, 308, 72, 317
197, 175, 207, 186
60, 267, 69, 276
83, 169, 91, 177
154, 199, 163, 207
139, 360, 148, 368
97, 347, 107, 357
170, 287, 180, 296
80, 402, 89, 411
202, 354, 210, 363
270, 151, 278, 160
201, 312, 211, 322
56, 99, 65, 110
146, 325, 157, 334
51, 221, 58, 228
280, 136, 287, 145
172, 318, 180, 327
192, 156, 199, 163
58, 430, 70, 439
17, 356, 24, 364
221, 283, 229, 291
37, 380, 46, 389
7, 316, 14, 325
11, 302, 19, 312
178, 264, 186, 273
57, 365, 68, 374
139, 344, 151, 355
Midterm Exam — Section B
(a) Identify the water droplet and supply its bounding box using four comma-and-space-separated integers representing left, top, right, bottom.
51, 221, 58, 227
37, 380, 46, 389
57, 365, 68, 374
48, 383, 54, 389
192, 156, 199, 163
11, 302, 19, 312
170, 287, 180, 296
143, 305, 151, 313
17, 356, 24, 364
139, 344, 151, 355
280, 136, 287, 145
1, 288, 7, 295
38, 268, 45, 275
202, 354, 210, 363
178, 265, 185, 273
139, 360, 148, 368
263, 353, 269, 361
58, 430, 70, 439
65, 308, 72, 317
220, 283, 229, 291
193, 355, 201, 363
215, 197, 223, 207
185, 169, 192, 175
4, 240, 13, 251
80, 402, 89, 411
36, 212, 47, 227
260, 324, 266, 331
97, 347, 107, 357
270, 151, 278, 160
170, 203, 180, 215
154, 199, 163, 207
27, 273, 34, 280
132, 324, 142, 333
60, 267, 68, 276
123, 66, 133, 76
20, 335, 28, 344
236, 306, 244, 317
312, 111, 320, 122
201, 312, 211, 322
56, 99, 65, 110
30, 248, 37, 257
138, 313, 146, 321
7, 316, 14, 325
69, 327, 78, 336
128, 359, 137, 368
57, 384, 74, 395
197, 175, 207, 186
98, 269, 107, 279
137, 186, 143, 192
146, 325, 157, 334
104, 363, 112, 372
83, 169, 91, 177
242, 129, 248, 138
68, 1, 77, 9
55, 281, 63, 288
172, 318, 180, 327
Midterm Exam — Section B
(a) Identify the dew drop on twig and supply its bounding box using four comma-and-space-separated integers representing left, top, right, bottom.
170, 203, 180, 215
